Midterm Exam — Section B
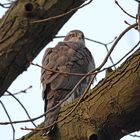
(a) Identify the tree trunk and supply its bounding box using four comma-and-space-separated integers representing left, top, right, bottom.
17, 47, 140, 140
0, 0, 84, 96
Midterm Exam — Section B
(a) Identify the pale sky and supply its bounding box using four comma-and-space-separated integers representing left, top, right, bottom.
0, 0, 139, 140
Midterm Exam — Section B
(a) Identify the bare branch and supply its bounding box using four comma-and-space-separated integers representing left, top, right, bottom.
111, 40, 140, 67
4, 86, 32, 96
115, 0, 136, 18
0, 2, 11, 8
0, 100, 15, 140
104, 44, 116, 70
6, 90, 36, 127
31, 62, 96, 76
122, 130, 140, 138
31, 0, 93, 24
98, 23, 138, 70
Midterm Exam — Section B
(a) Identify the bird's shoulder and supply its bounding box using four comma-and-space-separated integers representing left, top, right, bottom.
42, 41, 82, 61
42, 41, 94, 67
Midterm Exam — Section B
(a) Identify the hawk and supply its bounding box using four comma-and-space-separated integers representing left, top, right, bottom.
41, 30, 95, 135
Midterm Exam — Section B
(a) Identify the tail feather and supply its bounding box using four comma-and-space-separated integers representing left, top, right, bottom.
43, 90, 61, 135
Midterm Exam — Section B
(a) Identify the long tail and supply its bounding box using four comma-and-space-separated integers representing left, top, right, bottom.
43, 90, 61, 135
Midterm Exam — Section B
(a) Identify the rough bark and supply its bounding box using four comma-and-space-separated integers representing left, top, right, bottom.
0, 0, 84, 96
17, 47, 140, 140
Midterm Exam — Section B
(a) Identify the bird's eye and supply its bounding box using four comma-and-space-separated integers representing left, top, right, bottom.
69, 33, 75, 37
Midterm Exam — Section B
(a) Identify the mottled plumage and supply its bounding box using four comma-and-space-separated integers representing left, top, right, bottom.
41, 30, 95, 135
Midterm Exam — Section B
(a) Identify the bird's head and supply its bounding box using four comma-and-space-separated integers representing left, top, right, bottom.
64, 30, 85, 45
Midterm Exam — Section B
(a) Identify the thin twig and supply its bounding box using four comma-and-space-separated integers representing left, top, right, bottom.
122, 129, 140, 138
104, 44, 116, 70
4, 86, 32, 96
31, 62, 96, 76
6, 91, 36, 127
129, 134, 140, 138
97, 23, 138, 70
55, 36, 117, 46
85, 36, 117, 46
54, 36, 65, 39
115, 0, 136, 19
124, 20, 131, 26
110, 40, 140, 67
55, 35, 117, 69
0, 100, 15, 140
31, 0, 93, 24
85, 37, 117, 70
0, 2, 16, 29
0, 3, 11, 8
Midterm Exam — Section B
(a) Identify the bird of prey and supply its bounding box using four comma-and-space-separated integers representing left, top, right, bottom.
41, 30, 95, 135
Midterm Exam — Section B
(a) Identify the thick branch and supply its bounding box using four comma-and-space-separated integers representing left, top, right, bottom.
0, 0, 84, 96
18, 47, 140, 140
